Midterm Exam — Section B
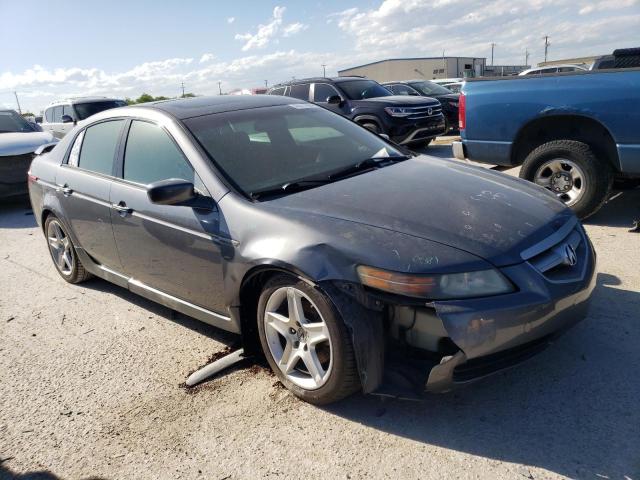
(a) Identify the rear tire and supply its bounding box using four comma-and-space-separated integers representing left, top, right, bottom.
44, 215, 92, 284
519, 140, 613, 219
257, 275, 359, 405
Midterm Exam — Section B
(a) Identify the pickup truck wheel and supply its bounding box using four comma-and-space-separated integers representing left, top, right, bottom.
520, 140, 613, 219
257, 275, 359, 405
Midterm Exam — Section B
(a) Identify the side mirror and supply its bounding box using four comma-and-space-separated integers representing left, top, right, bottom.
147, 178, 196, 205
147, 178, 215, 210
326, 95, 343, 106
61, 115, 74, 124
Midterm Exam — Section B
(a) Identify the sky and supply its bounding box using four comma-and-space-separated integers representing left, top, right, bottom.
1, 0, 638, 112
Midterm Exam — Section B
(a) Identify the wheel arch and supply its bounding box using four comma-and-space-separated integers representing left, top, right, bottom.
511, 114, 620, 172
353, 115, 383, 130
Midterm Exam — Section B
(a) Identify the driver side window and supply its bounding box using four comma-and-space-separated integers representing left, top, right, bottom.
123, 120, 200, 187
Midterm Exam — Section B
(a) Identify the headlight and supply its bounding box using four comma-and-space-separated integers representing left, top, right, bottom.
356, 265, 514, 299
384, 106, 413, 117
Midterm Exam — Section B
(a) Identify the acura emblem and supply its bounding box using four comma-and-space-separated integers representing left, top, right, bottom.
564, 244, 577, 266
428, 107, 433, 115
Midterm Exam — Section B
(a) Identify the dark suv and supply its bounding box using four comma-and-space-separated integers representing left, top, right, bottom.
383, 80, 460, 133
268, 77, 446, 145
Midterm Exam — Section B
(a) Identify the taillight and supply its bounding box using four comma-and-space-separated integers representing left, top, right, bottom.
27, 171, 38, 183
458, 93, 466, 130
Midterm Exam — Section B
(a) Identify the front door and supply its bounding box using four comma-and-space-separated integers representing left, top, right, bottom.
55, 119, 125, 270
312, 83, 350, 116
109, 119, 226, 314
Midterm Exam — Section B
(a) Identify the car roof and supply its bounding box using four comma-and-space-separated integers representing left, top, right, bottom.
47, 96, 123, 106
270, 76, 370, 89
132, 95, 305, 120
382, 79, 435, 84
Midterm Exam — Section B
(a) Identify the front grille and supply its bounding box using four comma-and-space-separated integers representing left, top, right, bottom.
521, 218, 588, 282
453, 335, 552, 382
401, 104, 443, 120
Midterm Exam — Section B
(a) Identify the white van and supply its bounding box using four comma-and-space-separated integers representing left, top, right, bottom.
41, 97, 127, 138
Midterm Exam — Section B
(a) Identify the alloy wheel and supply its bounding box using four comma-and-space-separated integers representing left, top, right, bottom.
47, 219, 74, 276
263, 287, 333, 390
533, 158, 586, 206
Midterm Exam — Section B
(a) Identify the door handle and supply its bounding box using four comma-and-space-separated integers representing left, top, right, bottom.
112, 201, 133, 216
57, 184, 73, 197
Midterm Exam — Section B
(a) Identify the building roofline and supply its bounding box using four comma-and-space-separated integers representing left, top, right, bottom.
338, 56, 487, 73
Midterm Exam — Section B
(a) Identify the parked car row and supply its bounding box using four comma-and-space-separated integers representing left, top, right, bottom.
266, 76, 453, 145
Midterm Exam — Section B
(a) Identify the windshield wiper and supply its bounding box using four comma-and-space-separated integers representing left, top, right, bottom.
249, 179, 330, 200
328, 155, 410, 181
249, 155, 410, 200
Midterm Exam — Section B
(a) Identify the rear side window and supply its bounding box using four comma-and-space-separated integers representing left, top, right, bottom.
78, 120, 124, 176
288, 84, 310, 101
63, 105, 75, 120
389, 84, 415, 96
44, 108, 54, 122
123, 120, 194, 185
313, 83, 339, 102
53, 106, 63, 123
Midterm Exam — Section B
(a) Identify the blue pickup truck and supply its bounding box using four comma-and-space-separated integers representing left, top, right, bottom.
453, 68, 640, 218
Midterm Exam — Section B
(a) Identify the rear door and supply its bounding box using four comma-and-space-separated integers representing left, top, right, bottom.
55, 119, 125, 270
109, 119, 226, 314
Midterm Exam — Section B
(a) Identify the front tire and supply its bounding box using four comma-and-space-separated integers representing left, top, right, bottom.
519, 140, 613, 219
257, 275, 359, 405
44, 215, 91, 284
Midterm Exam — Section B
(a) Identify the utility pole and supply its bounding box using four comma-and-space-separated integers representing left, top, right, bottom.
525, 48, 530, 67
321, 64, 326, 77
13, 91, 22, 114
543, 36, 550, 62
264, 79, 268, 88
218, 81, 222, 95
490, 42, 496, 66
181, 81, 185, 98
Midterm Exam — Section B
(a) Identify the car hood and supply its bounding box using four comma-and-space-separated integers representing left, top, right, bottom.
355, 96, 440, 106
0, 132, 57, 156
269, 156, 573, 267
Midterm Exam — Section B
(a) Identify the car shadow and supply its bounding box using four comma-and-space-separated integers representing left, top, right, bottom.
0, 197, 37, 229
79, 276, 239, 346
322, 272, 640, 479
0, 463, 105, 480
585, 187, 640, 228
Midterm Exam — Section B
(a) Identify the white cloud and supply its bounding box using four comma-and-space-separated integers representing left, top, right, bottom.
330, 0, 639, 65
227, 16, 235, 24
199, 53, 215, 63
234, 6, 308, 51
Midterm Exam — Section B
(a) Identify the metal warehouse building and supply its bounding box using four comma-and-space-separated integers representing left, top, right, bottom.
338, 56, 487, 82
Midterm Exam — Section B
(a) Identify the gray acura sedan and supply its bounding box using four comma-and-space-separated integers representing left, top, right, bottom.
28, 95, 596, 404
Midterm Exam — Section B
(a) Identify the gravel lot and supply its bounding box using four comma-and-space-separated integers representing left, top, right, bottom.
1, 151, 639, 480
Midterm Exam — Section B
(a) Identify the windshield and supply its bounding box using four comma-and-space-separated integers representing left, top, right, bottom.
184, 104, 404, 196
0, 110, 39, 133
338, 80, 393, 100
409, 81, 454, 96
74, 100, 127, 120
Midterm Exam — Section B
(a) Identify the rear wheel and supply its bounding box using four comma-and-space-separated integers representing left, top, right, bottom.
519, 140, 613, 219
44, 215, 91, 284
257, 275, 359, 404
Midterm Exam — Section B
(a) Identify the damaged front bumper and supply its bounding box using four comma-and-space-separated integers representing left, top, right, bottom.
330, 225, 597, 399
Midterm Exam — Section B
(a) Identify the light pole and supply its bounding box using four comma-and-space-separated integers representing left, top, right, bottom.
490, 42, 496, 66
218, 81, 222, 95
322, 64, 326, 77
525, 49, 530, 67
543, 36, 550, 62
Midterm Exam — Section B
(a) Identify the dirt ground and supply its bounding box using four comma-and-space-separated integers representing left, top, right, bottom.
1, 156, 639, 479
